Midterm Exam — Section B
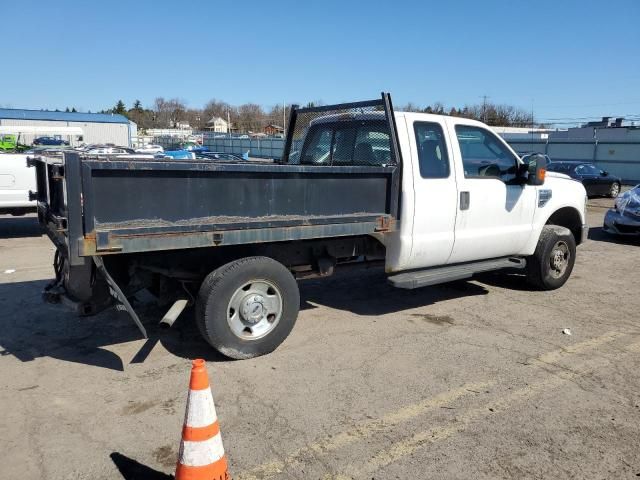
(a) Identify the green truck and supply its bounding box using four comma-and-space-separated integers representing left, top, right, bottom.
0, 134, 29, 152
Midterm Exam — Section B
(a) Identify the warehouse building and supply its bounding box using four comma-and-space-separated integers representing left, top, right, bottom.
0, 109, 136, 146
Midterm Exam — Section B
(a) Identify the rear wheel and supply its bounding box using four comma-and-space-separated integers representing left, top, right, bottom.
609, 182, 620, 198
196, 256, 300, 359
526, 225, 576, 290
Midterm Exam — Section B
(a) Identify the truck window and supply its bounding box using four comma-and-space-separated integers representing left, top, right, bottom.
302, 122, 391, 166
302, 127, 332, 164
353, 126, 391, 165
414, 122, 450, 178
455, 125, 518, 182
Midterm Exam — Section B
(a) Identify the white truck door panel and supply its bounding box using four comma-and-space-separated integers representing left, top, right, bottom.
404, 115, 458, 269
447, 120, 535, 263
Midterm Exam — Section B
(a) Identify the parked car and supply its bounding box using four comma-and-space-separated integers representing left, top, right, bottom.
546, 161, 621, 198
603, 185, 640, 236
134, 144, 164, 154
84, 145, 135, 155
157, 150, 196, 160
166, 142, 207, 153
33, 136, 69, 146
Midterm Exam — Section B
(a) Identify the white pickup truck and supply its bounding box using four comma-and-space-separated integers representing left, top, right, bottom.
32, 94, 588, 359
0, 154, 37, 215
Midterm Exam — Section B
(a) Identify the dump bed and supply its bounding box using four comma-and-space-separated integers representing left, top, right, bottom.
30, 94, 401, 265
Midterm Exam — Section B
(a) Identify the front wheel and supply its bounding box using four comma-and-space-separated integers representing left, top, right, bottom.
526, 225, 576, 290
196, 256, 300, 359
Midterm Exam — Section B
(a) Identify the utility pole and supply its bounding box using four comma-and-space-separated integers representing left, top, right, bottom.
283, 100, 286, 137
481, 95, 489, 123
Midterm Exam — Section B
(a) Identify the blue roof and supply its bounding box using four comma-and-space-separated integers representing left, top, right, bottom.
0, 108, 130, 124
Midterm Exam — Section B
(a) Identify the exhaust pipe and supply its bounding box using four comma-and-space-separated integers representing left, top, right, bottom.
159, 299, 189, 329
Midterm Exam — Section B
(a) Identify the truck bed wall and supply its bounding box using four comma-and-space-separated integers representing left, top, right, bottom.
87, 164, 390, 229
34, 154, 398, 260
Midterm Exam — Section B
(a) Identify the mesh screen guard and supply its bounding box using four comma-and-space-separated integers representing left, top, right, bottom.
282, 93, 401, 167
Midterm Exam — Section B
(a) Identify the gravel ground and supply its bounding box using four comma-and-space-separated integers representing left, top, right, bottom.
0, 197, 638, 480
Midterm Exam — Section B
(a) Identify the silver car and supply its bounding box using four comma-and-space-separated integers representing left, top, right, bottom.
604, 185, 640, 236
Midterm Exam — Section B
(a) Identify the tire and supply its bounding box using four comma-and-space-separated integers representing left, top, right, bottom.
526, 225, 576, 291
195, 256, 300, 359
609, 182, 620, 198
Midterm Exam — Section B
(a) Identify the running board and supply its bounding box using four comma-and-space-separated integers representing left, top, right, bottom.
388, 257, 526, 289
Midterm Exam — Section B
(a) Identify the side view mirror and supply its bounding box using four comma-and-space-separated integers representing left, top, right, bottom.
526, 154, 547, 186
601, 170, 609, 177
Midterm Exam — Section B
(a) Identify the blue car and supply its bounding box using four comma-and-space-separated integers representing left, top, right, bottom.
33, 136, 69, 146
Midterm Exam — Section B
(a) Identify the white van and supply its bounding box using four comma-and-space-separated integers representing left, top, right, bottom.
0, 154, 36, 215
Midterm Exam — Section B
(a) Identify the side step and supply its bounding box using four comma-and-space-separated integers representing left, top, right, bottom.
388, 257, 526, 290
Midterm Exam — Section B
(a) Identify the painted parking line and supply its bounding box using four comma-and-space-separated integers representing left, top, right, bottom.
342, 332, 629, 478
624, 341, 640, 353
236, 331, 624, 480
236, 382, 491, 480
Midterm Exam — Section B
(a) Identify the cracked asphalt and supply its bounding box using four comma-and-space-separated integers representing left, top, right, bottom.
0, 197, 639, 479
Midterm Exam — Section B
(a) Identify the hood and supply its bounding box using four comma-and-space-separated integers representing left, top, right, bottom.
615, 186, 640, 217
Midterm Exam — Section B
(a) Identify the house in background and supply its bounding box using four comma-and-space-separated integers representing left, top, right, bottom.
264, 124, 284, 136
205, 116, 229, 133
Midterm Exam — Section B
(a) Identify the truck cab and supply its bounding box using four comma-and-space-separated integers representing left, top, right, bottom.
388, 112, 587, 272
294, 110, 587, 276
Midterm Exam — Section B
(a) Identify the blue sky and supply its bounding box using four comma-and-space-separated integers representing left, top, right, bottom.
2, 0, 639, 125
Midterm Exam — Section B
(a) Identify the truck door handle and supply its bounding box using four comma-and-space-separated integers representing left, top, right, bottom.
460, 191, 470, 210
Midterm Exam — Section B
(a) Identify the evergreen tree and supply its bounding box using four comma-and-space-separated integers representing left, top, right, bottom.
114, 100, 127, 115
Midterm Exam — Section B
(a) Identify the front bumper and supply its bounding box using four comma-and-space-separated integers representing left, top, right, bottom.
581, 224, 589, 243
603, 209, 640, 236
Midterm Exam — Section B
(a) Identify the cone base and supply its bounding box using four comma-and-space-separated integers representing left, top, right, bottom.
175, 457, 229, 480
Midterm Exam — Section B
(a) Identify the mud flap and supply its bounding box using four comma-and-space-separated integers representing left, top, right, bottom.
93, 256, 148, 339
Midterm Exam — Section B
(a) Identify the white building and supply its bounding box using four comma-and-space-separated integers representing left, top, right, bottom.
205, 116, 229, 133
0, 108, 136, 146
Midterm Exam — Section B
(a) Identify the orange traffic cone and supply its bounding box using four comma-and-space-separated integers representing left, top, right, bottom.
175, 359, 230, 480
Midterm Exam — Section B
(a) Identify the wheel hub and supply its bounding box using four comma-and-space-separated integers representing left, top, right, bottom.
552, 250, 565, 269
240, 294, 266, 324
549, 240, 570, 278
227, 279, 283, 341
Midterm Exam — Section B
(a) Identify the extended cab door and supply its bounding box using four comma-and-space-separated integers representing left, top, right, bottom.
446, 119, 536, 263
402, 114, 458, 269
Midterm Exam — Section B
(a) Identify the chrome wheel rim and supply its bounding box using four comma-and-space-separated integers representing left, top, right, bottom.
549, 241, 570, 279
610, 183, 620, 197
227, 280, 282, 340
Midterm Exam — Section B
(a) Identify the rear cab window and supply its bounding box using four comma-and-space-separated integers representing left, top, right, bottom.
301, 121, 391, 166
414, 121, 450, 178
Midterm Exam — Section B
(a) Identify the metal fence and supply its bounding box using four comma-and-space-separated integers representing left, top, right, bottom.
202, 136, 284, 159
509, 138, 640, 183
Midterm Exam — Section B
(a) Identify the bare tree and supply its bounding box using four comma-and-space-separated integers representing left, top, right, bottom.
153, 97, 187, 128
235, 103, 265, 133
